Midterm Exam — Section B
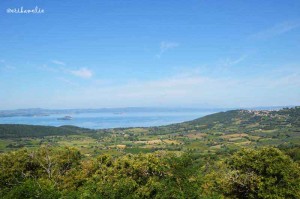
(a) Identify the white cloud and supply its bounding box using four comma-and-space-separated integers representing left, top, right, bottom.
70, 67, 93, 78
250, 21, 300, 40
160, 41, 179, 51
0, 62, 16, 72
58, 65, 300, 108
0, 60, 16, 71
2, 65, 16, 70
39, 62, 93, 79
156, 41, 179, 58
51, 60, 66, 66
39, 64, 59, 73
221, 54, 248, 67
57, 77, 78, 86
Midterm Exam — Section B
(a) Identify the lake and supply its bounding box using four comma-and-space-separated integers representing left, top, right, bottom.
0, 110, 215, 129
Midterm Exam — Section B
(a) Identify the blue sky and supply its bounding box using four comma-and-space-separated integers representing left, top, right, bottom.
0, 0, 300, 109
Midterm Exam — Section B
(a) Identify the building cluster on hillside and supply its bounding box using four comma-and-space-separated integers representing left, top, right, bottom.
241, 109, 289, 120
240, 110, 272, 116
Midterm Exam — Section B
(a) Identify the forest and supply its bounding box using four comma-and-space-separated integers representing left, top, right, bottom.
0, 146, 299, 198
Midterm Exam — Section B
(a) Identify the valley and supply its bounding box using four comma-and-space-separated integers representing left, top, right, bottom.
1, 107, 299, 157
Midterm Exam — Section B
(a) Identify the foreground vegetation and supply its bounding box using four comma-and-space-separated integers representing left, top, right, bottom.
0, 146, 299, 198
0, 107, 299, 198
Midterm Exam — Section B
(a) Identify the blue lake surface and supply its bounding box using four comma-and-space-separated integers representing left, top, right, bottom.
0, 111, 215, 129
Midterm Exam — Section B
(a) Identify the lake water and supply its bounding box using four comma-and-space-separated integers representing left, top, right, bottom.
0, 111, 215, 129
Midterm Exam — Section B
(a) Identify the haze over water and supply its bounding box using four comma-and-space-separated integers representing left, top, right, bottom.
0, 110, 215, 129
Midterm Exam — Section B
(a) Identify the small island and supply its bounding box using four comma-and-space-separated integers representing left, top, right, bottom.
57, 116, 73, 120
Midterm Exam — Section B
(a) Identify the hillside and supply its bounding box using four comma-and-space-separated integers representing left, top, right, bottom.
154, 107, 300, 141
0, 107, 299, 154
0, 124, 95, 138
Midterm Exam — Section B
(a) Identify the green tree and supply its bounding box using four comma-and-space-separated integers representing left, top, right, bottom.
205, 147, 300, 199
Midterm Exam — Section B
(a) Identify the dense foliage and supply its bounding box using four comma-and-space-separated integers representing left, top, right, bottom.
203, 147, 300, 199
0, 146, 299, 199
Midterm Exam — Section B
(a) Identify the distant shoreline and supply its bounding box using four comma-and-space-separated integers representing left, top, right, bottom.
0, 106, 293, 118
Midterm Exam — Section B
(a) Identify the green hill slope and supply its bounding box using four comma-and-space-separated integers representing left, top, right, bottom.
0, 107, 299, 154
156, 107, 300, 137
0, 124, 94, 138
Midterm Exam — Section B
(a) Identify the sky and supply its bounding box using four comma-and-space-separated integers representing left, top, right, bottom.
0, 0, 300, 109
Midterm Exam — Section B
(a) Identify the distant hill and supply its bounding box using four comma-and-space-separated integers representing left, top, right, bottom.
0, 107, 299, 149
0, 124, 94, 138
160, 106, 299, 130
185, 106, 300, 132
145, 107, 300, 146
